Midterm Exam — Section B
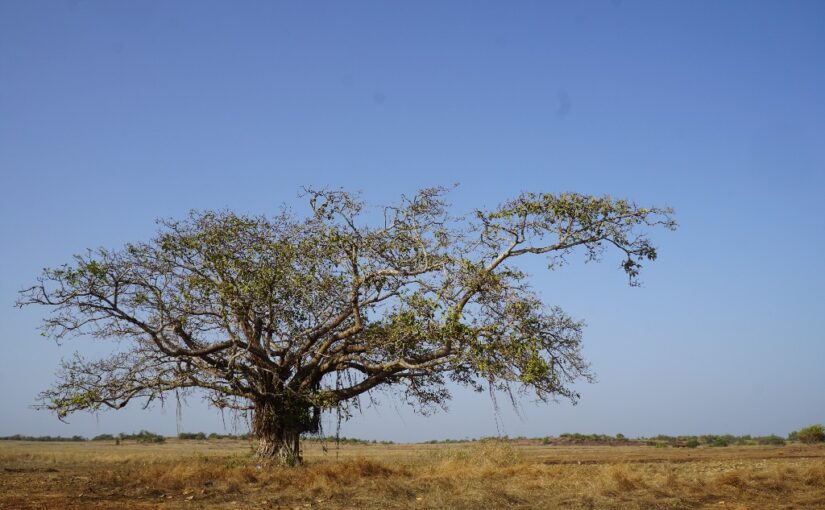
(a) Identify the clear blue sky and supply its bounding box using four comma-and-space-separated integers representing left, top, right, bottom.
1, 1, 823, 442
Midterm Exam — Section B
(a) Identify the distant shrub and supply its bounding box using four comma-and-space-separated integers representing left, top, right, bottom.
299, 435, 395, 445
335, 436, 378, 445
756, 435, 785, 446
711, 437, 729, 447
207, 432, 245, 440
422, 438, 466, 445
178, 432, 207, 440
0, 435, 86, 442
92, 434, 115, 441
686, 439, 700, 448
208, 432, 233, 440
795, 425, 825, 444
119, 430, 165, 443
559, 432, 620, 443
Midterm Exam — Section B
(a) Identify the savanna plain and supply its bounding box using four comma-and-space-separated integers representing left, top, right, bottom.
2, 438, 824, 510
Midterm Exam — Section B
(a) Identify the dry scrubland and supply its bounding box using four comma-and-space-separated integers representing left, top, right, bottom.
2, 439, 824, 509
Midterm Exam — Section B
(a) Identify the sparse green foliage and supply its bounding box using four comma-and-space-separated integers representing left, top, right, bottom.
794, 425, 825, 444
119, 430, 165, 443
303, 436, 395, 446
178, 432, 207, 440
0, 435, 86, 442
711, 437, 730, 447
557, 433, 630, 444
208, 432, 251, 440
641, 434, 771, 447
18, 187, 674, 465
756, 435, 785, 446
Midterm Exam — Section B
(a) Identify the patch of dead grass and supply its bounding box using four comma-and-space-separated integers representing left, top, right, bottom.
2, 440, 825, 509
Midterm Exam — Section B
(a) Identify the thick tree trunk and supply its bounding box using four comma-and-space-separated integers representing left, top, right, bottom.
255, 427, 301, 466
251, 397, 318, 467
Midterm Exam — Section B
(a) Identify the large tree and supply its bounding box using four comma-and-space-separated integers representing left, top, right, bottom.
19, 188, 674, 465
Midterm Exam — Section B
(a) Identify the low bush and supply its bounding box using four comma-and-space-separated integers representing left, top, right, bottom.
795, 425, 825, 444
0, 435, 86, 442
756, 434, 786, 446
710, 437, 730, 447
119, 430, 166, 443
178, 432, 207, 440
207, 432, 251, 440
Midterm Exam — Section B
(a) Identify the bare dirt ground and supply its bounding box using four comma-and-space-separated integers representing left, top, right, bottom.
1, 439, 824, 509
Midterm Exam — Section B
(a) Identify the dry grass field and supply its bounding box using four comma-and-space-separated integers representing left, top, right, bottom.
2, 439, 824, 509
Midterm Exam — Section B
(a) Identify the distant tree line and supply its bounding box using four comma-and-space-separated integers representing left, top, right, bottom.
0, 434, 86, 442
640, 434, 788, 448
305, 436, 395, 445
0, 431, 253, 442
177, 432, 252, 440
420, 427, 825, 447
2, 424, 823, 445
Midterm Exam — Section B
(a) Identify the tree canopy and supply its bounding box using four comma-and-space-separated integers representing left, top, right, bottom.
19, 187, 675, 465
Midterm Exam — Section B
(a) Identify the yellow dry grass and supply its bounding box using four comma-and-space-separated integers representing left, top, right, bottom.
1, 439, 824, 509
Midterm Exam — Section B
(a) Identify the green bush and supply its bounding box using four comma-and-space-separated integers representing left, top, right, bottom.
92, 433, 115, 441
205, 432, 251, 440
710, 437, 729, 447
0, 435, 86, 442
178, 432, 207, 440
686, 439, 700, 448
795, 424, 825, 444
119, 430, 165, 443
756, 434, 785, 446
